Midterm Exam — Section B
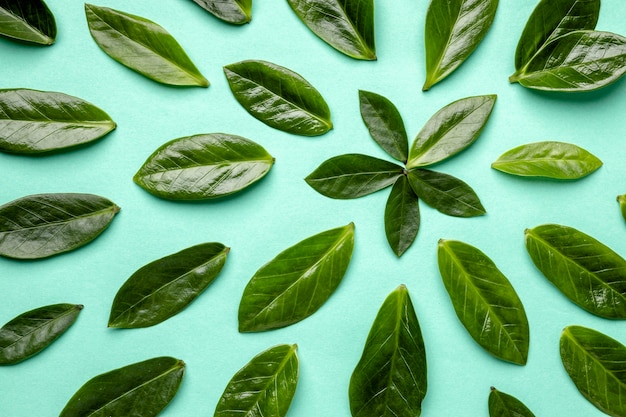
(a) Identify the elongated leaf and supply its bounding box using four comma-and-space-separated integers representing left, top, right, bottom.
349, 285, 427, 417
359, 90, 408, 162
0, 193, 120, 259
134, 133, 274, 200
0, 0, 56, 45
406, 95, 496, 168
190, 0, 251, 25
0, 89, 116, 154
423, 0, 499, 90
215, 344, 299, 417
238, 223, 354, 332
85, 4, 208, 87
224, 60, 332, 136
0, 304, 82, 365
385, 176, 419, 257
492, 141, 602, 180
287, 0, 375, 60
109, 243, 229, 328
618, 194, 626, 222
525, 224, 626, 319
560, 326, 626, 416
488, 387, 535, 417
59, 356, 185, 417
438, 240, 529, 365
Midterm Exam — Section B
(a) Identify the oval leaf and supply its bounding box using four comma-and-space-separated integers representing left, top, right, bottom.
134, 133, 274, 200
0, 0, 56, 45
488, 387, 535, 417
359, 90, 408, 162
238, 223, 354, 332
384, 176, 420, 257
190, 0, 251, 25
0, 193, 120, 259
85, 4, 208, 87
525, 224, 626, 319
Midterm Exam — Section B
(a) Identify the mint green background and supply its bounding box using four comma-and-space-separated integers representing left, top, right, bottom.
1, 1, 625, 416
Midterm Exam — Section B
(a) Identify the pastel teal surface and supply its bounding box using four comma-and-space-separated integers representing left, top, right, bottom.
1, 1, 625, 416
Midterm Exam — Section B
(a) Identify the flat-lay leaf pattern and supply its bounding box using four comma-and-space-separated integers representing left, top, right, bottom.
488, 387, 535, 417
618, 194, 626, 222
0, 0, 56, 45
384, 176, 419, 257
359, 90, 408, 163
238, 223, 354, 332
190, 0, 251, 25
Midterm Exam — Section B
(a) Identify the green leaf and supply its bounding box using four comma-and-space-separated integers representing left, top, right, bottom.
215, 344, 299, 417
0, 304, 82, 365
0, 89, 116, 154
560, 326, 626, 416
423, 0, 499, 90
488, 387, 535, 417
134, 133, 274, 200
617, 194, 626, 222
85, 4, 208, 87
223, 59, 332, 136
190, 0, 251, 25
287, 0, 375, 60
349, 285, 427, 417
525, 224, 626, 319
0, 0, 56, 45
0, 193, 120, 260
238, 223, 354, 332
59, 356, 185, 417
109, 243, 229, 328
384, 176, 420, 257
491, 141, 602, 180
438, 240, 529, 365
406, 95, 496, 168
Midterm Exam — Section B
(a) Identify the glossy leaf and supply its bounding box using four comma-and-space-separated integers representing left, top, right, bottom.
134, 133, 274, 200
109, 243, 229, 328
359, 90, 408, 162
423, 0, 499, 90
215, 344, 299, 417
525, 224, 626, 319
190, 0, 251, 25
287, 0, 375, 60
384, 176, 419, 257
349, 285, 427, 417
238, 223, 354, 332
59, 356, 185, 417
0, 0, 56, 45
438, 240, 529, 365
85, 4, 208, 87
617, 194, 626, 222
560, 326, 626, 416
0, 303, 82, 365
224, 59, 332, 136
488, 387, 535, 417
0, 193, 120, 259
0, 89, 116, 154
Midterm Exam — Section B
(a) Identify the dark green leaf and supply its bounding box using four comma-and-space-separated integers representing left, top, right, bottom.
525, 224, 626, 319
59, 356, 185, 417
238, 223, 354, 332
85, 4, 208, 87
287, 0, 375, 60
358, 90, 408, 162
349, 285, 427, 417
617, 194, 626, 222
0, 0, 56, 45
215, 344, 299, 417
223, 59, 332, 136
488, 387, 535, 417
0, 89, 116, 154
109, 243, 229, 328
0, 303, 82, 365
384, 176, 419, 257
0, 193, 120, 259
190, 0, 251, 25
134, 133, 274, 200
438, 240, 529, 365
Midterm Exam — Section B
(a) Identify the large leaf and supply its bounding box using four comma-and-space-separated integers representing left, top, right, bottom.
59, 356, 185, 417
0, 89, 116, 154
109, 243, 229, 328
223, 59, 332, 136
525, 224, 626, 319
238, 223, 354, 332
0, 0, 56, 45
488, 387, 535, 417
349, 285, 427, 417
0, 193, 120, 259
190, 0, 251, 25
287, 0, 375, 60
85, 4, 208, 87
214, 344, 299, 417
438, 239, 529, 365
0, 303, 82, 365
134, 133, 274, 200
384, 176, 420, 257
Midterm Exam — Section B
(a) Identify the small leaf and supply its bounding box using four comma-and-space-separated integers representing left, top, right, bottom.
384, 176, 420, 257
109, 243, 229, 328
358, 90, 408, 162
134, 133, 274, 200
0, 0, 56, 45
617, 194, 626, 222
85, 3, 208, 87
0, 193, 120, 259
238, 223, 354, 332
438, 240, 529, 365
190, 0, 251, 25
59, 356, 185, 417
525, 224, 626, 319
488, 387, 535, 417
0, 303, 82, 365
215, 344, 299, 417
349, 285, 427, 417
224, 59, 332, 136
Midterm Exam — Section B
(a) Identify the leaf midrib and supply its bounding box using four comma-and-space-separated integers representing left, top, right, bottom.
411, 170, 481, 212
0, 205, 118, 234
142, 156, 272, 176
0, 6, 51, 44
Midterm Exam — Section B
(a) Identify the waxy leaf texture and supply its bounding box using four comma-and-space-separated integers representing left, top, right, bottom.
190, 0, 251, 25
359, 90, 408, 163
384, 176, 420, 257
488, 387, 535, 417
0, 0, 56, 45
